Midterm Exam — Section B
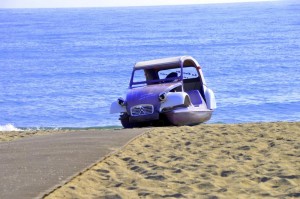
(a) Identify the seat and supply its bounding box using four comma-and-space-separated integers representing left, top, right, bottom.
164, 72, 178, 82
186, 90, 202, 106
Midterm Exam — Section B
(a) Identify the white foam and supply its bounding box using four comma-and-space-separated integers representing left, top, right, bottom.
0, 124, 23, 132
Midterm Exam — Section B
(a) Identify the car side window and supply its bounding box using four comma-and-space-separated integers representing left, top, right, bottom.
132, 69, 147, 87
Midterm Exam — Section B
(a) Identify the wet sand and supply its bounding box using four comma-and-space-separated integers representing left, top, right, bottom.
43, 122, 300, 198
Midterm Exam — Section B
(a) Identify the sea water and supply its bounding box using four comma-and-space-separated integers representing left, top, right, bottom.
0, 1, 299, 129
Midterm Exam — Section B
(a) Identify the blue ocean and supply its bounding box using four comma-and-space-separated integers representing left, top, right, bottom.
0, 1, 299, 129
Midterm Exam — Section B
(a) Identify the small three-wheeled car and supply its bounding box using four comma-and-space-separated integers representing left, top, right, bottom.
110, 56, 216, 128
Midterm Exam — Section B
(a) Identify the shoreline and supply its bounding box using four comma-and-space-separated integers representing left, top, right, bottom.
42, 122, 300, 198
1, 121, 298, 142
0, 126, 122, 142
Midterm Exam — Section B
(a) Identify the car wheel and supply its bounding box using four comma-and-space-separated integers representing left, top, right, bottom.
119, 113, 135, 128
156, 114, 171, 126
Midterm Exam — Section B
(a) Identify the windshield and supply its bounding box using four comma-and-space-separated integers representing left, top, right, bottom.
130, 66, 199, 88
158, 67, 199, 79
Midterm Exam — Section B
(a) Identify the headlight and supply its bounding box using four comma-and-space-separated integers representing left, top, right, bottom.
159, 92, 167, 102
118, 97, 126, 106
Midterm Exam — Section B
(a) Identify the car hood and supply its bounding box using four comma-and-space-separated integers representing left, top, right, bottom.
126, 82, 182, 111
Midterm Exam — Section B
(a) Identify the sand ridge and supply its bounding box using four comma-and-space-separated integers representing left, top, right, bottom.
44, 122, 300, 198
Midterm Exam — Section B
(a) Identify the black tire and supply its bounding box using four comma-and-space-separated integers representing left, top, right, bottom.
156, 114, 172, 127
120, 113, 172, 128
119, 113, 135, 128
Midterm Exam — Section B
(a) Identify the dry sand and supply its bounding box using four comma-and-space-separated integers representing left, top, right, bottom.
42, 122, 300, 199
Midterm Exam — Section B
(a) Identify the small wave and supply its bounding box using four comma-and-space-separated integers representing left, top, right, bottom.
0, 124, 23, 131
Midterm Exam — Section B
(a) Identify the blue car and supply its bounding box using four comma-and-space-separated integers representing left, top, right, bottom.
110, 56, 216, 128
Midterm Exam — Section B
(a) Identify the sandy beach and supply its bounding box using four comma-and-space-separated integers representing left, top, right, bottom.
38, 122, 299, 198
0, 128, 146, 199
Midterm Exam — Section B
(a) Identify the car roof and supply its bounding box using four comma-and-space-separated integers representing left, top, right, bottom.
134, 56, 200, 70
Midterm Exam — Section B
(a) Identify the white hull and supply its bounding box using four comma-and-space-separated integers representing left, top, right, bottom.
164, 106, 212, 126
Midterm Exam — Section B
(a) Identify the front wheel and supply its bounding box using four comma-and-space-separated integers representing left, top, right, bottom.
119, 113, 135, 128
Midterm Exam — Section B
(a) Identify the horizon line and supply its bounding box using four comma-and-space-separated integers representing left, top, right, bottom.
0, 0, 279, 9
